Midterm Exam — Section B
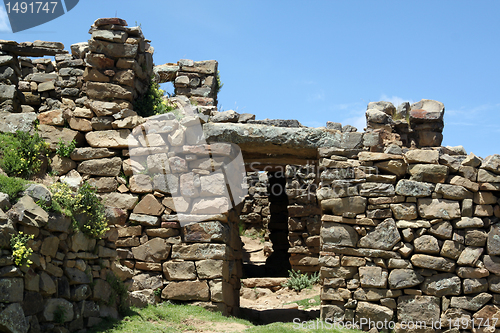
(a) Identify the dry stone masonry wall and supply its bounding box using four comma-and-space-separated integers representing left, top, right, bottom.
318, 126, 500, 331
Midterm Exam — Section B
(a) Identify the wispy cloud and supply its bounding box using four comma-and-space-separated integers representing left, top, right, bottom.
308, 89, 325, 102
328, 100, 367, 131
447, 103, 500, 117
333, 101, 365, 111
341, 113, 366, 132
0, 6, 11, 32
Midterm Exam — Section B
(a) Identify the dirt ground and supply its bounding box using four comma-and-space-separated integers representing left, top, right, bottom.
240, 284, 321, 311
239, 235, 321, 325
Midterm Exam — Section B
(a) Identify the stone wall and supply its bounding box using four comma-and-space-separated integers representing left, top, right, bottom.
0, 186, 123, 333
318, 138, 500, 331
0, 18, 246, 333
286, 164, 321, 273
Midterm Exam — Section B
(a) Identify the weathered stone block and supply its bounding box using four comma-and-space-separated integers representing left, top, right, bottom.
77, 157, 122, 177
0, 278, 23, 302
359, 266, 387, 288
171, 244, 227, 260
411, 254, 456, 272
388, 269, 424, 289
395, 179, 434, 197
358, 218, 401, 250
195, 259, 223, 279
321, 222, 358, 247
421, 273, 461, 296
132, 238, 170, 262
397, 295, 440, 326
161, 280, 209, 301
417, 198, 461, 220
183, 221, 229, 243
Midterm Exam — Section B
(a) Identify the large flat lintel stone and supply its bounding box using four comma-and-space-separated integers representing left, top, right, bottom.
321, 245, 401, 259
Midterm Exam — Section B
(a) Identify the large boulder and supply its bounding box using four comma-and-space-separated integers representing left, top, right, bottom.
358, 218, 401, 250
0, 303, 28, 333
410, 99, 445, 122
161, 281, 209, 301
8, 195, 48, 227
38, 124, 85, 151
0, 112, 37, 134
203, 122, 342, 162
397, 295, 440, 326
0, 278, 24, 302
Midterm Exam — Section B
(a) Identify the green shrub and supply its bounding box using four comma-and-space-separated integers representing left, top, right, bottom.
48, 182, 109, 239
75, 182, 108, 238
53, 305, 66, 324
10, 232, 34, 267
0, 130, 49, 179
0, 174, 29, 203
282, 270, 320, 292
107, 273, 129, 315
134, 77, 176, 117
55, 139, 76, 158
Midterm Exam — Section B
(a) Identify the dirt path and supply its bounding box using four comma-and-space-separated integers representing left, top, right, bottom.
239, 235, 321, 324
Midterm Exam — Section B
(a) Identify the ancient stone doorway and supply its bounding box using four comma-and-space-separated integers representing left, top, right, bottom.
240, 170, 291, 278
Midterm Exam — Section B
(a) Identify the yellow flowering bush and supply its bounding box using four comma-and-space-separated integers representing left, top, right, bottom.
10, 232, 34, 267
48, 182, 109, 239
0, 130, 49, 179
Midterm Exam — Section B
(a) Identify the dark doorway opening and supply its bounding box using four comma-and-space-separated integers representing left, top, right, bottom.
264, 171, 291, 277
241, 170, 291, 278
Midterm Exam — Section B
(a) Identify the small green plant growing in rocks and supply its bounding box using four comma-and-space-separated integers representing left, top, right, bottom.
55, 139, 76, 158
134, 76, 176, 117
107, 273, 129, 315
214, 70, 223, 96
154, 288, 162, 298
238, 220, 245, 236
10, 231, 34, 267
282, 270, 319, 292
0, 174, 30, 203
47, 182, 109, 239
0, 130, 49, 179
53, 305, 66, 324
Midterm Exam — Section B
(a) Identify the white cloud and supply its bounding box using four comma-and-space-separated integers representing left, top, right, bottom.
341, 113, 366, 132
380, 94, 415, 108
0, 6, 11, 32
308, 90, 325, 102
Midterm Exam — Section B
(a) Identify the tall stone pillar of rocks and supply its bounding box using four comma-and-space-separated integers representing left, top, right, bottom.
365, 99, 444, 148
173, 59, 218, 107
0, 43, 21, 113
82, 18, 153, 120
408, 99, 444, 147
154, 59, 219, 112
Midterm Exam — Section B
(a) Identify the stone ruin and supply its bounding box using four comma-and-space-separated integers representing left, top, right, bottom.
0, 16, 499, 333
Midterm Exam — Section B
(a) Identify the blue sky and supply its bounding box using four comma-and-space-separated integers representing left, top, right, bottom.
1, 1, 500, 158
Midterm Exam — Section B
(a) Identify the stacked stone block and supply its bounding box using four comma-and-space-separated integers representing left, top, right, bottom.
155, 59, 218, 107
240, 171, 272, 257
318, 142, 500, 331
366, 99, 445, 148
286, 164, 322, 272
85, 18, 152, 102
0, 40, 68, 114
